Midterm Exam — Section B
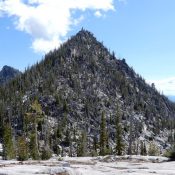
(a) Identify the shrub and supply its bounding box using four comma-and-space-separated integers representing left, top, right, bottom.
148, 141, 160, 156
91, 150, 98, 157
41, 148, 52, 160
164, 147, 175, 160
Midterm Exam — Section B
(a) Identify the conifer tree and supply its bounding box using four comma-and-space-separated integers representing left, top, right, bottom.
77, 130, 87, 157
140, 141, 147, 156
3, 123, 15, 160
128, 115, 134, 155
41, 146, 52, 160
29, 132, 40, 160
17, 136, 28, 161
64, 129, 71, 146
26, 100, 43, 160
100, 111, 107, 156
57, 125, 62, 139
105, 130, 111, 155
93, 135, 98, 153
115, 105, 124, 155
91, 135, 98, 156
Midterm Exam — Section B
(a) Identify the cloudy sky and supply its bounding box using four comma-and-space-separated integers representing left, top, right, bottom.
0, 0, 175, 96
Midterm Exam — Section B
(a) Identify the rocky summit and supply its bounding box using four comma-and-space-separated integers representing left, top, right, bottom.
0, 29, 175, 160
0, 65, 21, 85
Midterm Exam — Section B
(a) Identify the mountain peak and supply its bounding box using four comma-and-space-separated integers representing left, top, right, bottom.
69, 28, 98, 46
0, 65, 21, 84
2, 65, 16, 71
1, 31, 175, 159
56, 29, 110, 63
76, 28, 95, 38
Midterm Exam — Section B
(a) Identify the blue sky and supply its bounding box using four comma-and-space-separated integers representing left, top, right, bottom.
0, 0, 175, 95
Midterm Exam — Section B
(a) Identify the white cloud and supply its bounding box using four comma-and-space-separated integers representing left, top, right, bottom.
0, 0, 114, 53
94, 11, 103, 18
148, 77, 175, 96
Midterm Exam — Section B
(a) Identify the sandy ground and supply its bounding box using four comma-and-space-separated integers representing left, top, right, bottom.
0, 156, 175, 175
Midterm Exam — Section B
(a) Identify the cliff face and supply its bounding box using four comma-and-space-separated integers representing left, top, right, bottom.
0, 30, 175, 158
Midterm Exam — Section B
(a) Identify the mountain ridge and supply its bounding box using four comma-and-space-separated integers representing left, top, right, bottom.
0, 29, 175, 159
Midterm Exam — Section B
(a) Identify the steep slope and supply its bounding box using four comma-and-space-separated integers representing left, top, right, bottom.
0, 65, 21, 84
0, 29, 175, 159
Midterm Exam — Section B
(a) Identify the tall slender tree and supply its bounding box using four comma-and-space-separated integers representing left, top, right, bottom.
3, 123, 15, 160
77, 130, 87, 157
100, 111, 107, 156
29, 131, 40, 160
128, 114, 134, 155
115, 105, 124, 155
17, 135, 28, 161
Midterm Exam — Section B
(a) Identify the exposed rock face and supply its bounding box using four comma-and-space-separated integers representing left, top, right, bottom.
0, 29, 175, 157
0, 65, 21, 84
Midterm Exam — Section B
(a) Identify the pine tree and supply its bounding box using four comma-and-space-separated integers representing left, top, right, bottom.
115, 105, 124, 155
64, 129, 71, 147
100, 111, 107, 156
41, 146, 52, 160
91, 135, 98, 157
62, 112, 68, 129
128, 115, 134, 155
3, 123, 15, 160
56, 125, 62, 139
77, 130, 87, 157
93, 135, 98, 153
29, 132, 40, 160
105, 130, 111, 155
17, 136, 28, 161
25, 100, 43, 160
140, 141, 147, 156
63, 99, 68, 113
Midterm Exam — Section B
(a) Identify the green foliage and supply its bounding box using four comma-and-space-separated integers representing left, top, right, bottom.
52, 126, 62, 155
62, 113, 68, 129
104, 146, 112, 155
91, 150, 98, 157
148, 141, 160, 156
17, 136, 28, 161
41, 147, 52, 160
24, 100, 44, 132
163, 146, 175, 159
56, 125, 62, 139
29, 132, 40, 160
77, 130, 87, 157
100, 111, 107, 156
140, 141, 147, 156
3, 124, 15, 160
63, 100, 68, 113
64, 129, 71, 147
92, 135, 98, 154
115, 105, 124, 155
23, 100, 44, 160
31, 99, 43, 114
1, 29, 175, 160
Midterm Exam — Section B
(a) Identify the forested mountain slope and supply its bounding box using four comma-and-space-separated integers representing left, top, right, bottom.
0, 29, 175, 159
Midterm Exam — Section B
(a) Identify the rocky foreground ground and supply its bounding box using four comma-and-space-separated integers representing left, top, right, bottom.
0, 156, 175, 175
